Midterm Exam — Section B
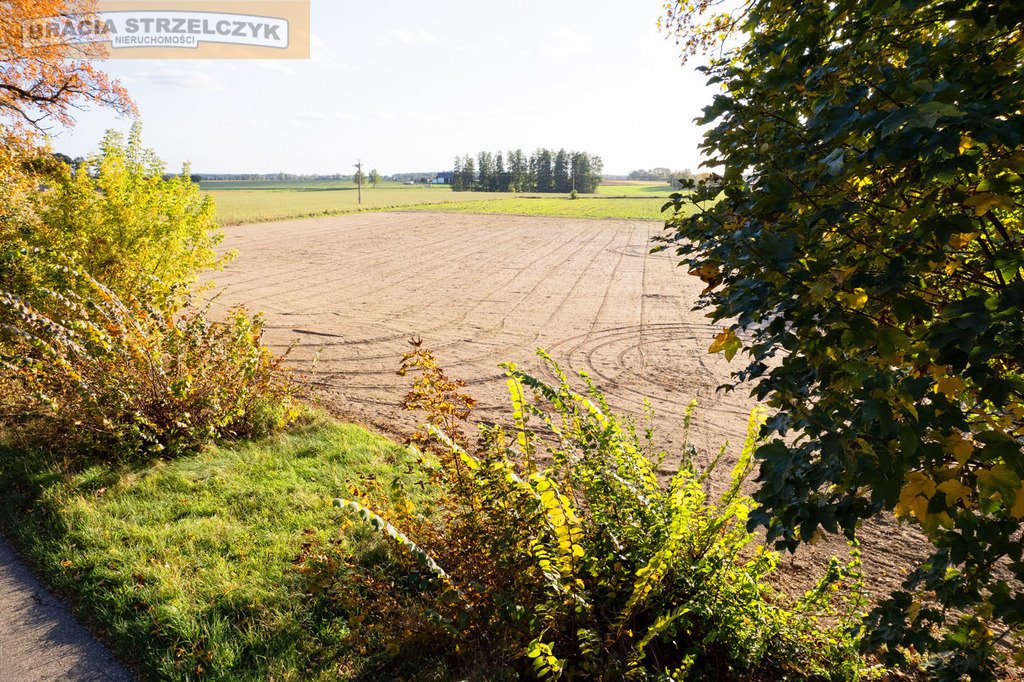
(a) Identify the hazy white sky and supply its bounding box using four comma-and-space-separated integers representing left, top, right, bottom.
50, 0, 714, 175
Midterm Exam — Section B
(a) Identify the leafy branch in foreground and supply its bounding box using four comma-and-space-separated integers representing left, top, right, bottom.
306, 345, 867, 680
660, 0, 1022, 676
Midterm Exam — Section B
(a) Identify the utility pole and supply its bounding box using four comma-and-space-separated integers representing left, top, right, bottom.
354, 159, 363, 205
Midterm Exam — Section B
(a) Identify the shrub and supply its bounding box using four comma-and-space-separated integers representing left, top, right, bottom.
307, 345, 867, 680
0, 146, 47, 298
0, 264, 299, 459
31, 122, 225, 303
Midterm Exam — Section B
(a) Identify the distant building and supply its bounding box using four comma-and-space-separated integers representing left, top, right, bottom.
433, 171, 454, 185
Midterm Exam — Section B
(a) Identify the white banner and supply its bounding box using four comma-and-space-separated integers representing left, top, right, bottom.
24, 11, 291, 50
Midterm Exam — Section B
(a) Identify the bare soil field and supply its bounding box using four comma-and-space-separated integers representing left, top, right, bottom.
209, 211, 928, 598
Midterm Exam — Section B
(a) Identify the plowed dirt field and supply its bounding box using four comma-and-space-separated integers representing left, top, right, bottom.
209, 211, 928, 597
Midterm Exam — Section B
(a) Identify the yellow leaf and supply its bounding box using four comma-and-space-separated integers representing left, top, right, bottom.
709, 329, 731, 354
910, 496, 930, 522
937, 479, 972, 507
896, 471, 936, 522
838, 288, 868, 310
977, 465, 1022, 505
990, 464, 1019, 488
945, 435, 974, 465
1011, 486, 1024, 520
948, 232, 976, 249
935, 376, 966, 400
964, 192, 1015, 216
687, 263, 720, 285
707, 328, 742, 361
898, 396, 919, 420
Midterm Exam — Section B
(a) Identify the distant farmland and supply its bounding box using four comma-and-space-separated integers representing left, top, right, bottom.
394, 196, 673, 221
594, 180, 677, 196
202, 179, 677, 225
202, 180, 510, 225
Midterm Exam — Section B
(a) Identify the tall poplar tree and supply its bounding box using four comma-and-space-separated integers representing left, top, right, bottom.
534, 149, 554, 193
451, 156, 464, 191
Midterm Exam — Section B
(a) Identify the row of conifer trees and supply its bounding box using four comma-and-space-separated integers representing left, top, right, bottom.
452, 148, 603, 193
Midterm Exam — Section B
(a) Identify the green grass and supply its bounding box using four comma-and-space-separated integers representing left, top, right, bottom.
203, 180, 677, 225
0, 415, 418, 680
395, 196, 675, 221
201, 179, 371, 191
594, 181, 676, 197
204, 182, 510, 226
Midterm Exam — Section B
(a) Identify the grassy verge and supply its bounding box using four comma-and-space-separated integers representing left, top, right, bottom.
0, 414, 416, 680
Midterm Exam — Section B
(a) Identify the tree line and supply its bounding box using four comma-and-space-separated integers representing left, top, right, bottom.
627, 168, 695, 182
626, 168, 711, 189
452, 149, 603, 194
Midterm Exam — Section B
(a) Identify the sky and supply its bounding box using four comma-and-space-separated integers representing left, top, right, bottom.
50, 0, 715, 176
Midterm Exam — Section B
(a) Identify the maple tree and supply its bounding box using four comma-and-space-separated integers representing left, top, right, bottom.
661, 0, 1023, 676
0, 0, 133, 143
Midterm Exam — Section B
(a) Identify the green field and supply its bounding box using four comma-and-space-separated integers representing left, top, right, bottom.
203, 180, 676, 225
0, 414, 418, 679
201, 179, 361, 191
594, 180, 677, 196
203, 180, 511, 225
397, 196, 674, 221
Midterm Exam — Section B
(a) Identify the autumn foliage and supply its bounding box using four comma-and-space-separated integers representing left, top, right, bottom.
1, 0, 138, 297
0, 0, 133, 144
0, 263, 299, 458
1, 1, 297, 461
297, 345, 867, 680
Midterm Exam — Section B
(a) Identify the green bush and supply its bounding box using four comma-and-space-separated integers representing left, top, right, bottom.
0, 264, 299, 459
0, 147, 55, 299
2, 122, 226, 304
309, 347, 867, 680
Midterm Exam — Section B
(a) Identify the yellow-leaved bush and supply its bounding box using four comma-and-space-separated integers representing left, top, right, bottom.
1, 122, 226, 307
37, 122, 227, 302
298, 346, 868, 680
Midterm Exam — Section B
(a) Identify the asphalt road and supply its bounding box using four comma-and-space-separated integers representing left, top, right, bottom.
0, 538, 131, 681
